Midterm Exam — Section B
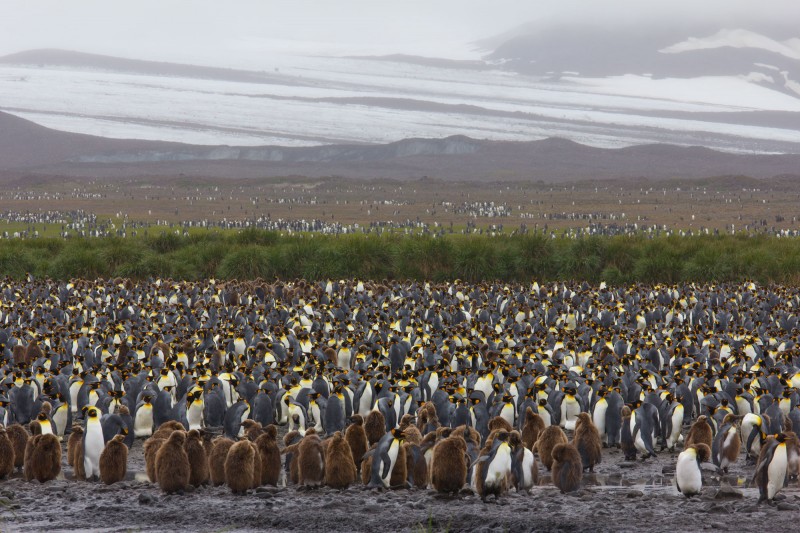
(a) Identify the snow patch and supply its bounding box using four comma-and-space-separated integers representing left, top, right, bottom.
660, 28, 800, 60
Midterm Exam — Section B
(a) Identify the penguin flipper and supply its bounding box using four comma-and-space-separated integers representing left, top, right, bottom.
380, 452, 392, 479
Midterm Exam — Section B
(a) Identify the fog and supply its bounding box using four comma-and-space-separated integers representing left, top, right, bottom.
0, 0, 797, 66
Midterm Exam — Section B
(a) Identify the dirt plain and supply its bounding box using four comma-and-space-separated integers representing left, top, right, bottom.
2, 427, 799, 533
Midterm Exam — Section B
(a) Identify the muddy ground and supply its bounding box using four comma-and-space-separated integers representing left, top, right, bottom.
2, 437, 800, 533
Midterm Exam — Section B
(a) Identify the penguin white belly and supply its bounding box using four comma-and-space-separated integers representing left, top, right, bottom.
768, 445, 788, 500
562, 398, 580, 430
675, 451, 702, 495
500, 404, 515, 428
358, 389, 373, 416
592, 401, 608, 443
53, 407, 68, 439
668, 406, 684, 448
187, 403, 204, 430
69, 383, 82, 413
134, 406, 153, 437
336, 350, 351, 369
521, 448, 535, 489
310, 404, 322, 432
84, 425, 105, 478
381, 440, 400, 487
485, 446, 512, 487
539, 409, 551, 428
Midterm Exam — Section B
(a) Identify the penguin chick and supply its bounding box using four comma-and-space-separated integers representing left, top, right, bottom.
535, 425, 568, 471
389, 441, 408, 488
488, 416, 513, 433
208, 437, 235, 486
521, 407, 545, 450
155, 431, 189, 494
364, 410, 386, 446
685, 415, 713, 449
143, 437, 166, 483
250, 440, 262, 489
7, 424, 29, 471
225, 440, 255, 494
551, 443, 582, 493
324, 431, 357, 489
151, 420, 185, 440
298, 429, 325, 487
431, 434, 467, 493
405, 442, 429, 489
99, 434, 128, 485
0, 427, 14, 479
573, 413, 602, 472
67, 426, 84, 467
676, 443, 711, 497
27, 433, 61, 482
345, 414, 369, 473
255, 425, 281, 486
23, 434, 38, 480
184, 429, 209, 487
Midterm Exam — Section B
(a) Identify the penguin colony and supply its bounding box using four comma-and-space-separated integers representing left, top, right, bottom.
1, 277, 799, 505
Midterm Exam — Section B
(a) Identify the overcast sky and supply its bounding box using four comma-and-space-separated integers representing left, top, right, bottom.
0, 0, 796, 65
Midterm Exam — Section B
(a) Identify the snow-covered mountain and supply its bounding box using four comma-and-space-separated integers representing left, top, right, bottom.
1, 22, 799, 154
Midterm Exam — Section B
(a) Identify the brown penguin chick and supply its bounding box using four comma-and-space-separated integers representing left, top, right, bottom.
715, 414, 741, 473
405, 442, 429, 489
691, 442, 712, 463
12, 345, 26, 366
345, 415, 369, 472
151, 421, 185, 440
389, 441, 408, 488
489, 416, 514, 433
29, 419, 42, 436
255, 425, 281, 486
283, 430, 303, 485
143, 437, 166, 482
25, 340, 44, 365
23, 434, 39, 480
184, 429, 209, 487
297, 429, 325, 487
324, 431, 357, 489
99, 434, 128, 485
572, 413, 602, 472
27, 433, 62, 482
208, 437, 235, 486
535, 425, 568, 471
241, 419, 262, 438
67, 426, 84, 467
685, 415, 713, 449
364, 410, 386, 446
399, 414, 415, 431
250, 440, 262, 489
0, 427, 14, 479
39, 401, 52, 417
155, 431, 190, 494
551, 443, 583, 493
7, 423, 29, 470
400, 418, 423, 446
360, 451, 373, 485
224, 440, 255, 494
521, 407, 546, 450
431, 434, 468, 493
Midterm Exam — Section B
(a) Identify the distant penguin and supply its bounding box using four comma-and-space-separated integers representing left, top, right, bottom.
535, 425, 568, 470
521, 407, 545, 450
430, 433, 468, 493
134, 396, 155, 438
26, 433, 61, 482
754, 433, 791, 504
298, 429, 325, 487
67, 425, 83, 467
6, 424, 29, 471
155, 430, 189, 494
685, 415, 713, 449
676, 443, 710, 497
551, 443, 582, 493
0, 427, 14, 479
366, 428, 405, 488
324, 431, 357, 489
143, 437, 165, 483
225, 440, 255, 494
255, 425, 281, 486
99, 434, 128, 485
346, 414, 369, 473
208, 437, 235, 486
184, 429, 209, 487
475, 430, 512, 502
573, 413, 602, 472
365, 409, 386, 446
82, 406, 105, 480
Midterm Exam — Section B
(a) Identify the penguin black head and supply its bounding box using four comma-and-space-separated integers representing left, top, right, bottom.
391, 427, 404, 440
